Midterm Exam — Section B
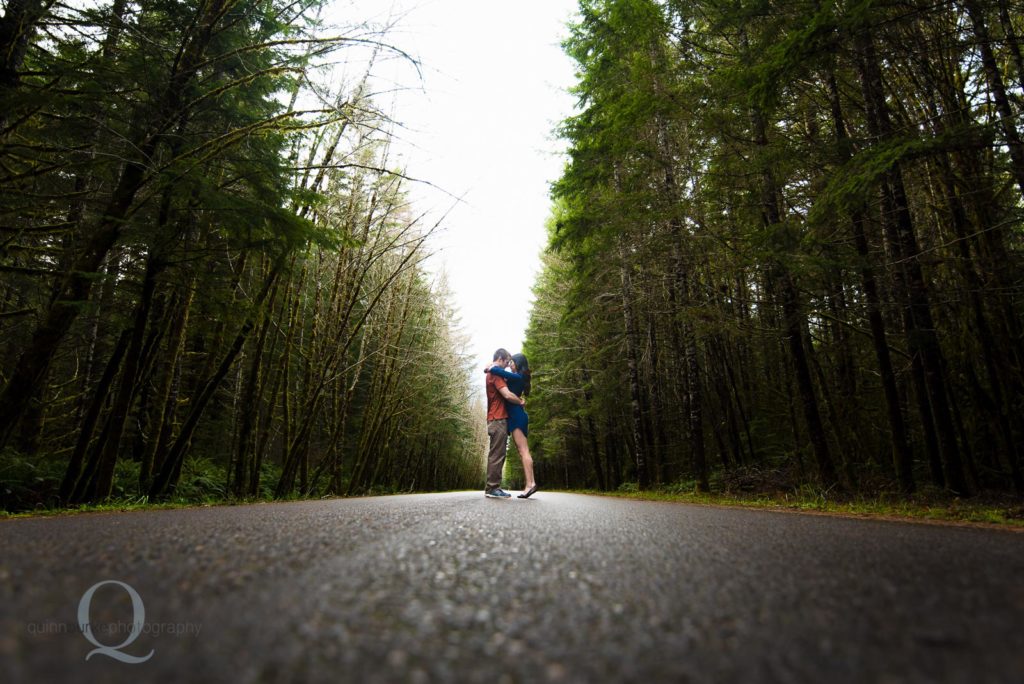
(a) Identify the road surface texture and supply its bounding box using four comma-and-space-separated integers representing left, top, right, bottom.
1, 492, 1022, 683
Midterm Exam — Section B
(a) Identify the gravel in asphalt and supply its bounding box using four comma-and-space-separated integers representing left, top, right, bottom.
2, 492, 1022, 683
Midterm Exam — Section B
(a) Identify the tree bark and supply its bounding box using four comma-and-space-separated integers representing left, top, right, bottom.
149, 254, 285, 499
825, 67, 915, 492
88, 253, 166, 501
59, 329, 130, 503
855, 29, 969, 494
0, 0, 233, 449
140, 285, 193, 491
750, 97, 838, 487
962, 0, 1024, 199
581, 367, 607, 490
618, 234, 649, 489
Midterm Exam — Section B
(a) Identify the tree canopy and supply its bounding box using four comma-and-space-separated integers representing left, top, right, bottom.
0, 0, 485, 509
523, 0, 1024, 497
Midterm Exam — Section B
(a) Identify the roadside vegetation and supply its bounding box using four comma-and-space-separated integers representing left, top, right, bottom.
522, 0, 1024, 505
0, 1, 485, 513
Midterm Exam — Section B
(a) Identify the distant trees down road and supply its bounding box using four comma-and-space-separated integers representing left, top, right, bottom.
0, 0, 484, 510
524, 0, 1024, 498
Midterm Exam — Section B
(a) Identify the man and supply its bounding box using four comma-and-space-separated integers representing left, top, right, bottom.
485, 348, 525, 498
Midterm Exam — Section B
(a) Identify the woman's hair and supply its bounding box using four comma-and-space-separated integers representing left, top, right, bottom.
511, 353, 531, 397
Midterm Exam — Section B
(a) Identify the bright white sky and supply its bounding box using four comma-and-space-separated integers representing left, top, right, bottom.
325, 0, 580, 373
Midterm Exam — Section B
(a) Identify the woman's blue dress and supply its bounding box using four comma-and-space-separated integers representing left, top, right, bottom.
487, 366, 529, 437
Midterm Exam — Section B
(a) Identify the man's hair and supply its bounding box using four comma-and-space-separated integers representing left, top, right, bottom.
493, 348, 510, 362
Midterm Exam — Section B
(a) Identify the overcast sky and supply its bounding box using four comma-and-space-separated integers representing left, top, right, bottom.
326, 0, 580, 374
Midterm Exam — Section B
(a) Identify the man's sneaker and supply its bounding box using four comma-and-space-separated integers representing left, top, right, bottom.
485, 488, 511, 498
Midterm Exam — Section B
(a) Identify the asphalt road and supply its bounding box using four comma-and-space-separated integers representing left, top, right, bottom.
1, 492, 1022, 683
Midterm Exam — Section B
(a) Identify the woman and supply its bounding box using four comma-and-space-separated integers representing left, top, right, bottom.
486, 353, 539, 498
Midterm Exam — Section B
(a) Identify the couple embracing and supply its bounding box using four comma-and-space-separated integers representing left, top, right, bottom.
484, 348, 539, 499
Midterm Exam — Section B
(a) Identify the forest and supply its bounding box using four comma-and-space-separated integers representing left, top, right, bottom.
4, 0, 1023, 513
0, 0, 486, 511
522, 0, 1024, 498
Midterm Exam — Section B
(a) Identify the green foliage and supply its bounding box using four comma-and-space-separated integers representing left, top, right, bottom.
0, 0, 484, 511
564, 486, 1024, 527
523, 0, 1024, 499
0, 449, 64, 511
810, 126, 993, 224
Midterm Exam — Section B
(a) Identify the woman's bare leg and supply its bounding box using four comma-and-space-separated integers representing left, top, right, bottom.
512, 428, 536, 489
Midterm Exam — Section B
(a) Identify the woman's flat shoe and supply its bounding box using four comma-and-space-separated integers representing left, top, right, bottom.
517, 485, 539, 499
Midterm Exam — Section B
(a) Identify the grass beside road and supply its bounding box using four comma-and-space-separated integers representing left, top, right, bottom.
4, 485, 1022, 529
0, 497, 233, 519
0, 488, 446, 519
568, 485, 1024, 529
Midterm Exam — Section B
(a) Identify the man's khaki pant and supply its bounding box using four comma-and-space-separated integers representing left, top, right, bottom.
486, 418, 508, 491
